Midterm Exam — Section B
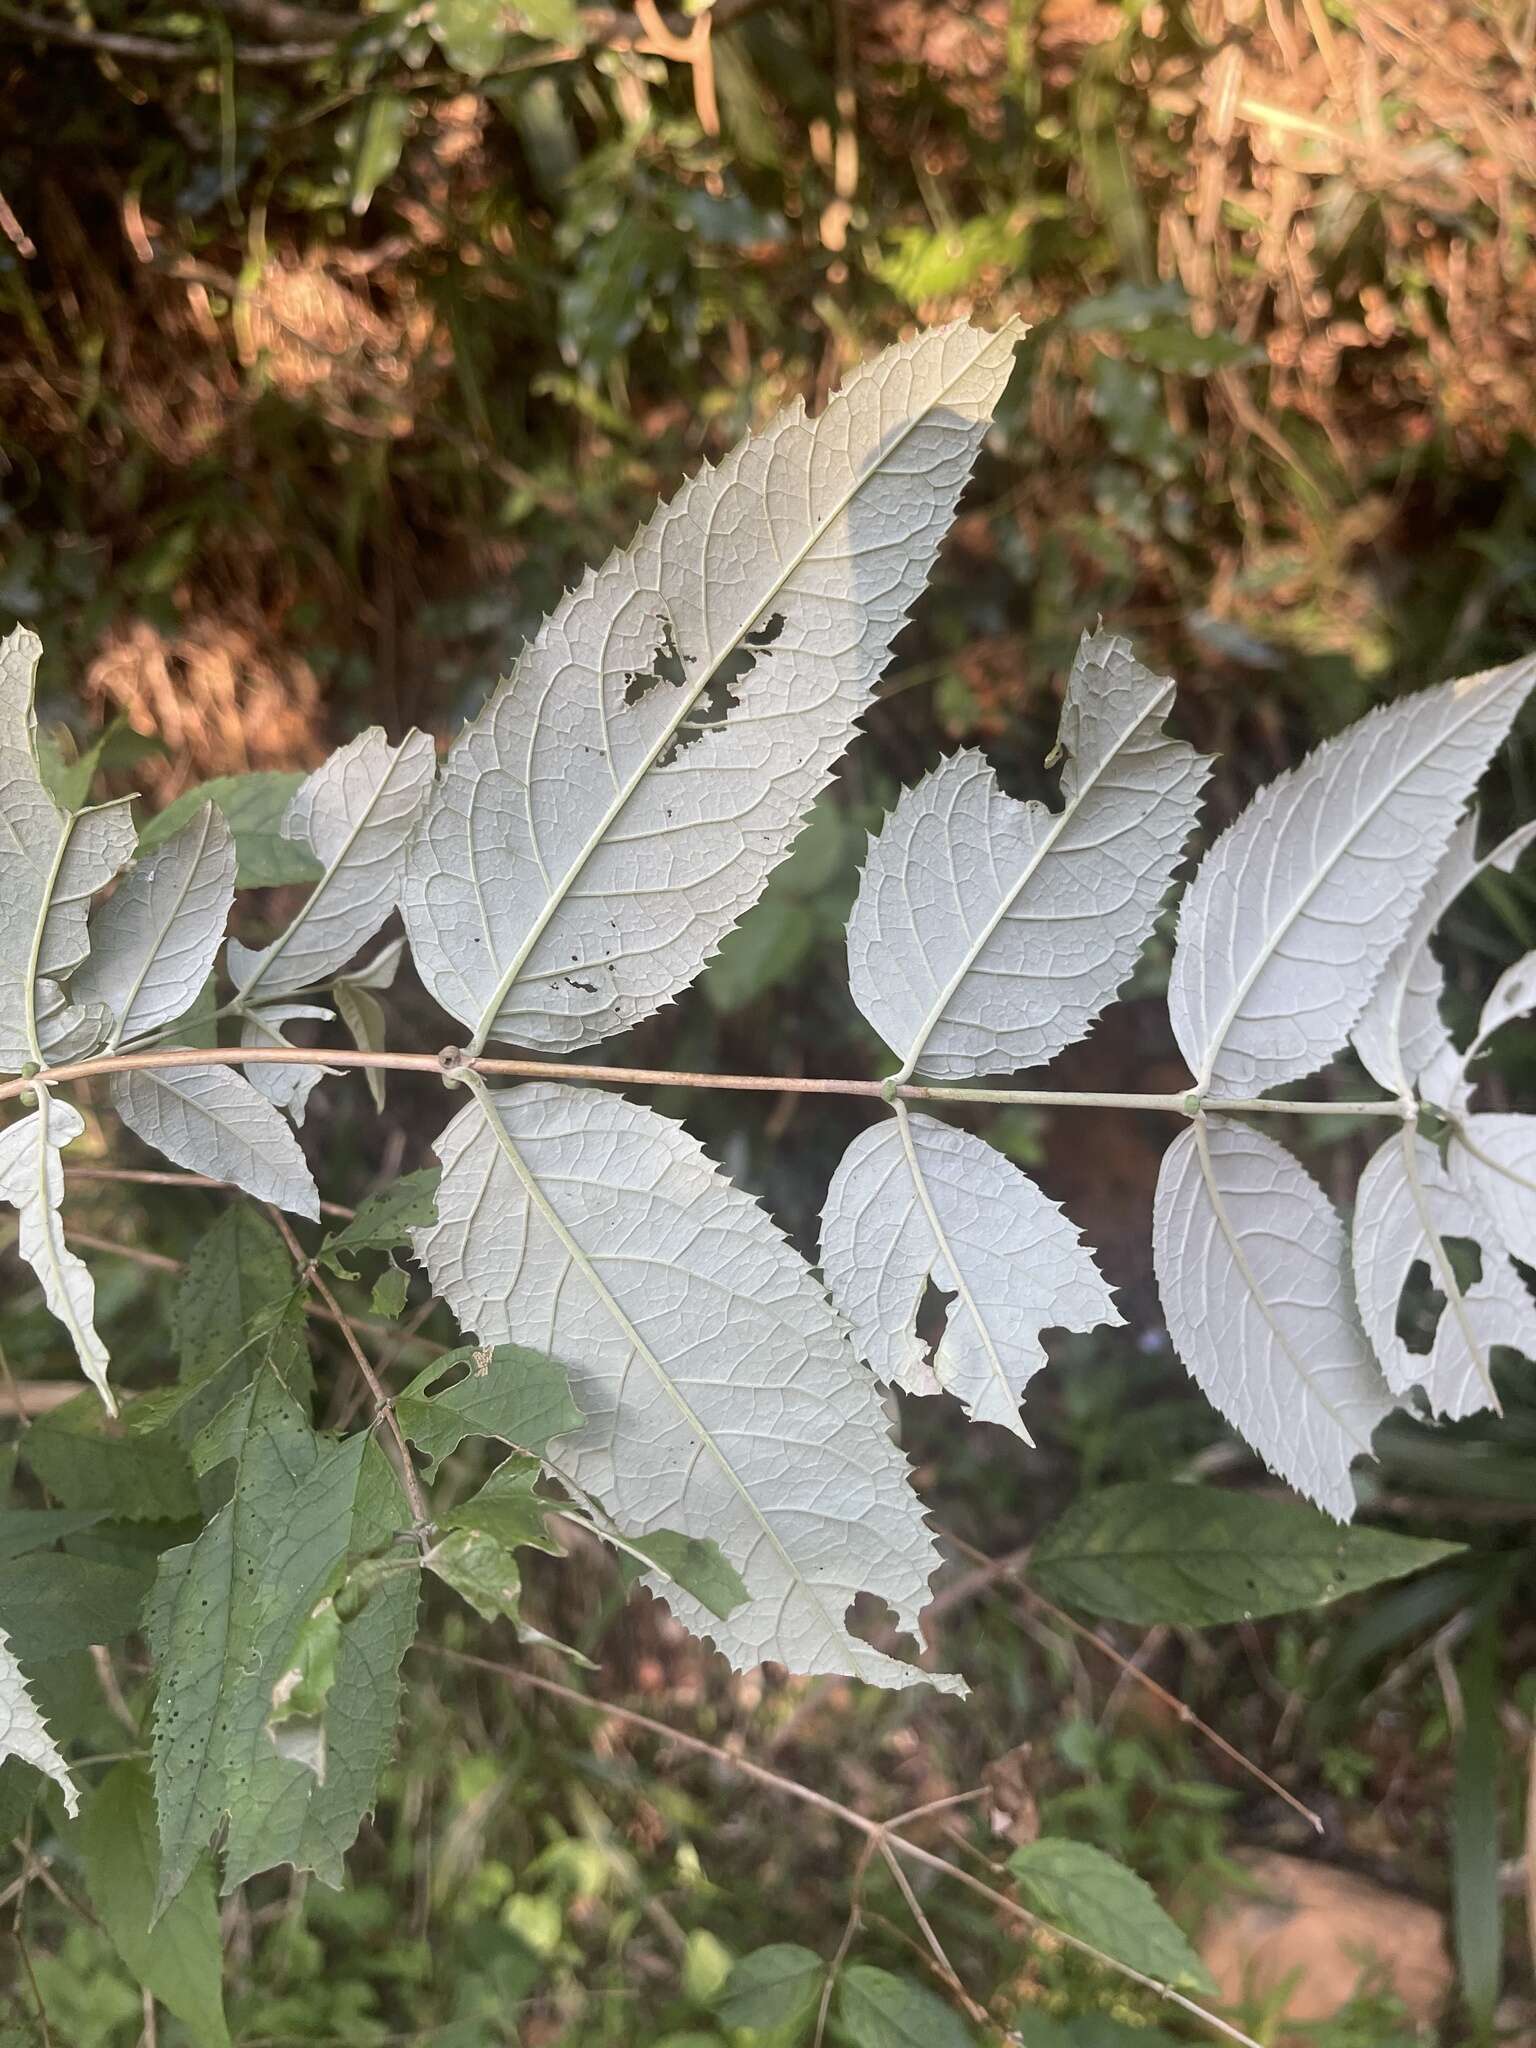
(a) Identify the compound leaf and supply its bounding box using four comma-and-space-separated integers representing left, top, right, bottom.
820, 1110, 1119, 1440
1153, 1120, 1392, 1520
847, 630, 1208, 1081
414, 1083, 956, 1689
1168, 655, 1536, 1098
401, 320, 1022, 1055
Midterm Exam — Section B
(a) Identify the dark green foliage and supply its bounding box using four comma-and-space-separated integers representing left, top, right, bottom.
1031, 1484, 1463, 1627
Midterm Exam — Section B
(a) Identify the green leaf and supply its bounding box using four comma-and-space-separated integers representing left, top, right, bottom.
0, 1508, 106, 1561
21, 1395, 199, 1523
264, 1595, 343, 1780
0, 1759, 41, 1839
370, 1263, 410, 1319
711, 1943, 824, 2032
148, 1376, 371, 1909
80, 1762, 230, 2048
835, 1964, 975, 2048
443, 1455, 564, 1555
428, 1527, 524, 1623
137, 774, 321, 888
318, 1169, 439, 1276
175, 1296, 312, 1476
395, 1343, 581, 1477
431, 0, 504, 74
1030, 1484, 1462, 1627
348, 93, 410, 218
0, 1552, 153, 1661
1007, 1840, 1213, 1993
515, 0, 582, 38
620, 1530, 749, 1621
1452, 1617, 1501, 2028
704, 897, 817, 1014
173, 1207, 295, 1386
333, 978, 389, 1110
221, 1443, 420, 1893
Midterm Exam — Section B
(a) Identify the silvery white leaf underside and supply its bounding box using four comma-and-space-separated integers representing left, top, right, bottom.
1352, 1126, 1536, 1421
820, 1110, 1119, 1439
1169, 655, 1536, 1099
229, 726, 434, 1002
1153, 1119, 1393, 1520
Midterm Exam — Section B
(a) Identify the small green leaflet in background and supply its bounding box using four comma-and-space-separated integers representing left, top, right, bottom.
1007, 1839, 1213, 1994
428, 1528, 525, 1624
37, 715, 160, 812
617, 1530, 750, 1622
710, 1944, 825, 2034
318, 1169, 439, 1276
430, 0, 503, 74
0, 1551, 153, 1662
1030, 1484, 1462, 1627
395, 1342, 582, 1477
370, 1263, 409, 1318
137, 772, 321, 887
80, 1763, 230, 2048
347, 93, 410, 217
442, 1454, 565, 1555
835, 1963, 976, 2048
0, 1507, 106, 1560
515, 0, 583, 38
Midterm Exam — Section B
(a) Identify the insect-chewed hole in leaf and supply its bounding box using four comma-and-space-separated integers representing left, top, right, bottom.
914, 1276, 957, 1392
622, 615, 689, 708
646, 611, 787, 769
421, 1359, 473, 1398
843, 1590, 922, 1666
1396, 1237, 1484, 1354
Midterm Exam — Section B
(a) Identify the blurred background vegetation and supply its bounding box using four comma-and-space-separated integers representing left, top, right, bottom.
3, 0, 1536, 2041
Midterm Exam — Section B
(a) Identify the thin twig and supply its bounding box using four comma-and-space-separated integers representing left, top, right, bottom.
879, 1840, 995, 2031
428, 1646, 1263, 2048
265, 1207, 433, 1540
65, 1165, 354, 1219
0, 1038, 1407, 1120
938, 1536, 1324, 1835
